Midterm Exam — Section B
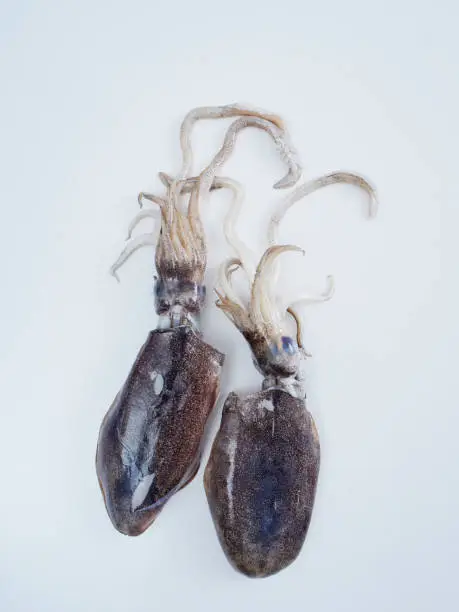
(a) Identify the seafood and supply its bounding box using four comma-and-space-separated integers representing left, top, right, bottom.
96, 105, 302, 535
205, 171, 377, 576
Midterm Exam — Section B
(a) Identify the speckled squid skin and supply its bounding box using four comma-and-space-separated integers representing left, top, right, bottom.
204, 387, 320, 577
97, 325, 224, 536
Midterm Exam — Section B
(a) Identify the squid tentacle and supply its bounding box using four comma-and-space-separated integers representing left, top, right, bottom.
110, 233, 156, 282
169, 104, 289, 212
126, 208, 158, 240
197, 116, 302, 215
250, 245, 304, 342
176, 103, 285, 185
268, 171, 378, 245
267, 171, 378, 332
162, 172, 257, 282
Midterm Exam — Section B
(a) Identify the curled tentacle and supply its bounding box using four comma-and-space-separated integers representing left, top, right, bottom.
168, 104, 289, 213
284, 275, 335, 349
151, 177, 255, 286
268, 171, 378, 245
250, 245, 304, 343
162, 171, 256, 280
215, 244, 334, 378
126, 208, 158, 240
137, 191, 172, 244
138, 192, 167, 210
177, 103, 285, 184
196, 116, 303, 303
110, 233, 156, 282
279, 275, 336, 316
215, 288, 253, 335
157, 105, 301, 289
159, 171, 231, 194
198, 116, 302, 215
220, 177, 257, 282
113, 182, 200, 282
288, 274, 336, 309
287, 307, 304, 349
159, 172, 203, 194
114, 172, 251, 284
217, 257, 245, 310
214, 169, 378, 379
267, 171, 377, 310
215, 244, 306, 379
215, 257, 254, 333
270, 268, 335, 349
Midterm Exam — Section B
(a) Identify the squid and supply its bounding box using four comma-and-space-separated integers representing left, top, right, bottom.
204, 171, 378, 576
95, 104, 302, 536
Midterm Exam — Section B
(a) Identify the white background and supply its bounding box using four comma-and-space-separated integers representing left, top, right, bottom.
1, 1, 458, 611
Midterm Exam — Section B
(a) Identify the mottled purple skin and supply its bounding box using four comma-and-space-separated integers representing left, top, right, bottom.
204, 387, 320, 577
97, 326, 224, 536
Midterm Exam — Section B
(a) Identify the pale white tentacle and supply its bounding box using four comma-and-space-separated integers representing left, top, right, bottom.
110, 233, 156, 282
138, 192, 167, 209
268, 171, 377, 309
126, 208, 158, 240
162, 171, 256, 283
197, 116, 303, 312
218, 177, 257, 283
217, 257, 245, 308
139, 186, 183, 260
197, 116, 303, 215
284, 275, 335, 312
137, 191, 171, 231
268, 171, 378, 245
159, 171, 228, 194
169, 103, 288, 211
251, 245, 304, 340
177, 103, 285, 183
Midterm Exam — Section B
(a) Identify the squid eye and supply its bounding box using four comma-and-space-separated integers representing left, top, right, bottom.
268, 336, 297, 359
281, 336, 296, 355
